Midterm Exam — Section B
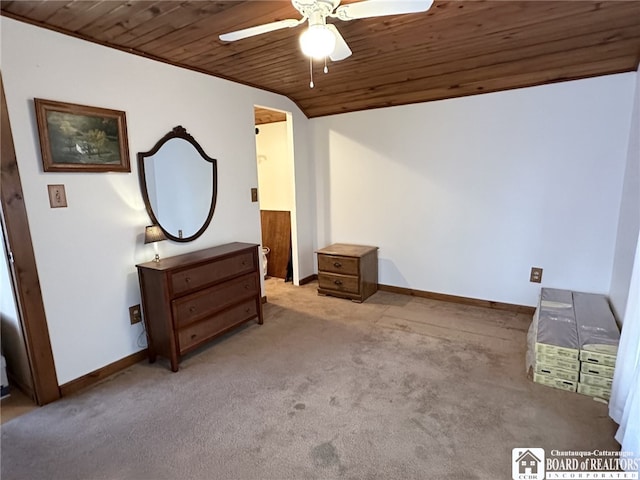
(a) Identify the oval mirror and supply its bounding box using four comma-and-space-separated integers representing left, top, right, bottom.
138, 126, 217, 242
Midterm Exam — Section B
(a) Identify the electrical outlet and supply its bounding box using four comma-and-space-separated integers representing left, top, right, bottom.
530, 267, 543, 283
129, 304, 142, 325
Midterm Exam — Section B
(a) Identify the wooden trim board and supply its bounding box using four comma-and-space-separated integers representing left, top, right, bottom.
304, 273, 532, 314
378, 284, 535, 315
299, 274, 317, 286
1, 75, 60, 406
59, 350, 147, 397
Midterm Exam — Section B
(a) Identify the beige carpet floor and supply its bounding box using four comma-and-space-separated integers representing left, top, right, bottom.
0, 279, 618, 479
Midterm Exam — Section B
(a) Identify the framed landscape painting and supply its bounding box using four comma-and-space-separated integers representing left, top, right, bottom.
34, 98, 130, 172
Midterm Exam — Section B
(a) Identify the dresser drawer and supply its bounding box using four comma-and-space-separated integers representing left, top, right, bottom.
317, 254, 359, 275
173, 273, 258, 328
170, 251, 255, 296
178, 299, 258, 352
318, 272, 360, 295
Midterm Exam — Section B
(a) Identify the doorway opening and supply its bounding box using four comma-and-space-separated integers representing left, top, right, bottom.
254, 106, 299, 285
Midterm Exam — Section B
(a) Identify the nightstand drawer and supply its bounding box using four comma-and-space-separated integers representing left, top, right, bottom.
317, 254, 359, 275
318, 272, 360, 295
173, 273, 258, 328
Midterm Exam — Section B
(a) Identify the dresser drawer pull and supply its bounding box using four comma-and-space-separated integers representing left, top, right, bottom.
246, 307, 251, 313
185, 277, 191, 284
189, 306, 196, 313
334, 279, 343, 285
191, 334, 197, 340
333, 262, 342, 268
244, 284, 250, 290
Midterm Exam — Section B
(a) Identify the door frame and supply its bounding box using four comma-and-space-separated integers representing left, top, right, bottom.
1, 74, 60, 405
254, 105, 300, 284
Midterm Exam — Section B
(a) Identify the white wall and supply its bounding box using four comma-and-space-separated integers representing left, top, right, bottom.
0, 18, 314, 384
311, 74, 636, 307
610, 65, 640, 321
256, 121, 295, 211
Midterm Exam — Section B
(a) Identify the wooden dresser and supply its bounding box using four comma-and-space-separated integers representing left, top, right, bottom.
316, 243, 379, 303
136, 242, 263, 371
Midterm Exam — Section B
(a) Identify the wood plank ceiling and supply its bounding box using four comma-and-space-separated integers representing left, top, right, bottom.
254, 107, 287, 125
2, 1, 640, 119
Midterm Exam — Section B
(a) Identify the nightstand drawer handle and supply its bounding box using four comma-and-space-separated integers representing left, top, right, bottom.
185, 277, 191, 283
334, 262, 342, 268
334, 280, 343, 285
189, 306, 196, 313
244, 284, 250, 289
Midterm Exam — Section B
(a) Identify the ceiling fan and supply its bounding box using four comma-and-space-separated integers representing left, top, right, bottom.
219, 0, 433, 87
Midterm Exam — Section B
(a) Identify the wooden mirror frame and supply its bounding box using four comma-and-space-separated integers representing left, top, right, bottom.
137, 126, 217, 242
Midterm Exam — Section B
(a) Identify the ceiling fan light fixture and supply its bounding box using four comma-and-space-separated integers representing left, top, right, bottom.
299, 24, 336, 59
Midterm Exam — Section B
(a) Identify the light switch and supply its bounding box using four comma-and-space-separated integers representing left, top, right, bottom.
47, 184, 67, 208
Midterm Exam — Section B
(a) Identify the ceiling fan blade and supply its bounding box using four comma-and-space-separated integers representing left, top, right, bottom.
326, 24, 352, 61
333, 0, 433, 21
220, 18, 302, 42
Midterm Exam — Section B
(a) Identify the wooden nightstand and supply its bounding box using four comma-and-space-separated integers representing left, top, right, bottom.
316, 243, 378, 303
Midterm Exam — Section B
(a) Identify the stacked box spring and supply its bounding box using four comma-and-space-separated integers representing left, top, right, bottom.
526, 289, 620, 400
574, 292, 619, 401
527, 288, 580, 392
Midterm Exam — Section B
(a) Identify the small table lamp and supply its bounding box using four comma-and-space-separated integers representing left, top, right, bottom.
144, 225, 167, 262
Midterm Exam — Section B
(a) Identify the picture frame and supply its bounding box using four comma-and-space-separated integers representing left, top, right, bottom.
34, 98, 130, 173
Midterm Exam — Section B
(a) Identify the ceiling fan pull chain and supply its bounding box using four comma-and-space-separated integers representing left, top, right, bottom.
309, 57, 314, 88
324, 57, 328, 74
